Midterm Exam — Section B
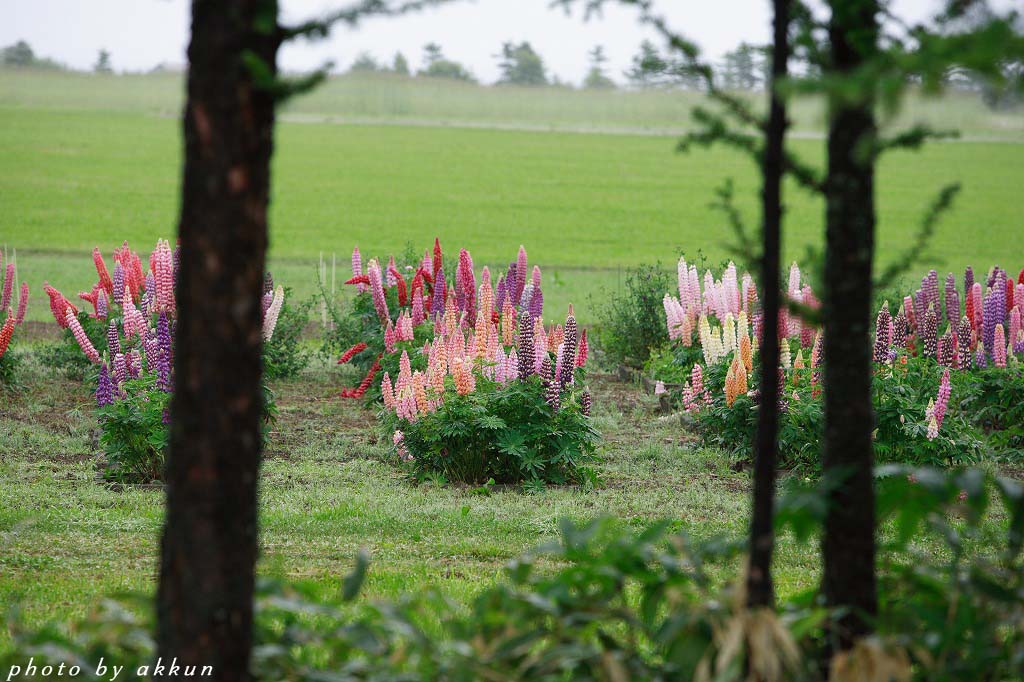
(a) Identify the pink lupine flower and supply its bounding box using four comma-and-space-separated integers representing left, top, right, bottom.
385, 255, 398, 287
788, 261, 801, 297
411, 287, 426, 326
92, 248, 114, 297
153, 239, 175, 314
262, 285, 284, 341
933, 369, 951, 429
393, 430, 411, 461
576, 329, 588, 367
67, 308, 100, 363
367, 260, 389, 324
351, 246, 366, 292
654, 380, 667, 395
398, 311, 414, 341
994, 324, 1007, 367
531, 265, 541, 289
384, 320, 396, 353
1010, 306, 1021, 350
514, 245, 528, 305
0, 262, 13, 310
15, 282, 28, 325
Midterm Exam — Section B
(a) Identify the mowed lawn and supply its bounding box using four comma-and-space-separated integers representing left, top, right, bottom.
2, 103, 1022, 324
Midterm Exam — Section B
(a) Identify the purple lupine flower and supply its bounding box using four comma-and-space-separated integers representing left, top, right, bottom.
96, 290, 108, 319
495, 274, 507, 313
873, 302, 891, 363
580, 389, 592, 417
938, 328, 954, 367
430, 267, 446, 318
262, 291, 273, 315
157, 312, 172, 392
921, 306, 938, 359
995, 274, 1007, 325
264, 272, 274, 295
505, 262, 517, 307
96, 363, 114, 407
127, 349, 141, 378
913, 289, 927, 328
541, 355, 559, 411
559, 312, 578, 388
924, 270, 939, 313
162, 408, 171, 425
983, 285, 1000, 355
976, 346, 987, 368
943, 273, 959, 324
112, 263, 125, 305
113, 352, 128, 385
964, 266, 974, 300
517, 311, 535, 380
956, 316, 972, 370
173, 244, 181, 284
893, 307, 909, 349
529, 285, 544, 320
145, 336, 159, 372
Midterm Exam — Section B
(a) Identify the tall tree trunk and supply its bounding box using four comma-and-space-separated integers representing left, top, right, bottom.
746, 0, 790, 609
821, 0, 880, 654
157, 1, 278, 678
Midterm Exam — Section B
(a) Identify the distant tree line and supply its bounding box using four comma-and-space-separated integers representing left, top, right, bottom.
2, 40, 114, 74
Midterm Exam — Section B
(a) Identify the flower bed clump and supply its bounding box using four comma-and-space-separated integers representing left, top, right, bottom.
649, 259, 1024, 468
0, 251, 30, 385
334, 238, 597, 484
45, 240, 282, 483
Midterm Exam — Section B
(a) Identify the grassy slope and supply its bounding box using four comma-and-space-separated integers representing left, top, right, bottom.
2, 104, 1022, 325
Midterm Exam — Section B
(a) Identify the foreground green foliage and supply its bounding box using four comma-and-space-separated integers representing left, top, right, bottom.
4, 466, 1021, 680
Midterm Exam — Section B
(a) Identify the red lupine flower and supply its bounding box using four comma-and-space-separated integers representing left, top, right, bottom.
44, 284, 77, 328
576, 329, 588, 367
338, 342, 368, 364
432, 238, 443, 279
389, 267, 408, 306
92, 248, 114, 296
345, 274, 370, 286
0, 313, 15, 359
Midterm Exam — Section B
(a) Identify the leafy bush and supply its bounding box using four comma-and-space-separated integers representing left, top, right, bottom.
382, 373, 598, 485
592, 263, 672, 367
262, 286, 313, 379
37, 312, 106, 381
6, 467, 1022, 681
97, 374, 169, 483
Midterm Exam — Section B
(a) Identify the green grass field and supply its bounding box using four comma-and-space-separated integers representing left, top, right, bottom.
2, 69, 1022, 325
0, 69, 1022, 654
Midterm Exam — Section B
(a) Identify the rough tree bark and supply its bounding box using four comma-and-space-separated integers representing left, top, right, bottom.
157, 1, 278, 679
746, 0, 790, 609
821, 0, 880, 653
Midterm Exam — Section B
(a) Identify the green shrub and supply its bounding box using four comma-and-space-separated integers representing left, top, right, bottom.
263, 286, 313, 380
97, 374, 169, 483
592, 263, 672, 368
37, 312, 106, 381
381, 373, 598, 485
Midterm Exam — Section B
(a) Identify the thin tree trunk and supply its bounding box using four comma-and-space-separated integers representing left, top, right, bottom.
821, 0, 880, 654
157, 1, 278, 679
746, 0, 790, 609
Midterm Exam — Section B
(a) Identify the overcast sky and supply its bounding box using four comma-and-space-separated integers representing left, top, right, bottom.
0, 0, 984, 85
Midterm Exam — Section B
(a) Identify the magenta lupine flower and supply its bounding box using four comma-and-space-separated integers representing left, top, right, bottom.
531, 265, 541, 289
956, 317, 972, 370
15, 282, 28, 325
495, 274, 507, 313
112, 263, 125, 305
351, 247, 366, 293
457, 249, 476, 316
108, 319, 121, 356
922, 306, 938, 359
173, 243, 180, 285
0, 262, 13, 310
411, 288, 425, 326
367, 260, 389, 325
994, 324, 1007, 367
944, 273, 959, 324
516, 311, 534, 380
873, 302, 891, 363
431, 267, 446, 318
514, 245, 528, 306
127, 349, 141, 378
96, 363, 114, 407
964, 266, 974, 300
67, 309, 100, 363
113, 352, 128, 385
1010, 307, 1021, 349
